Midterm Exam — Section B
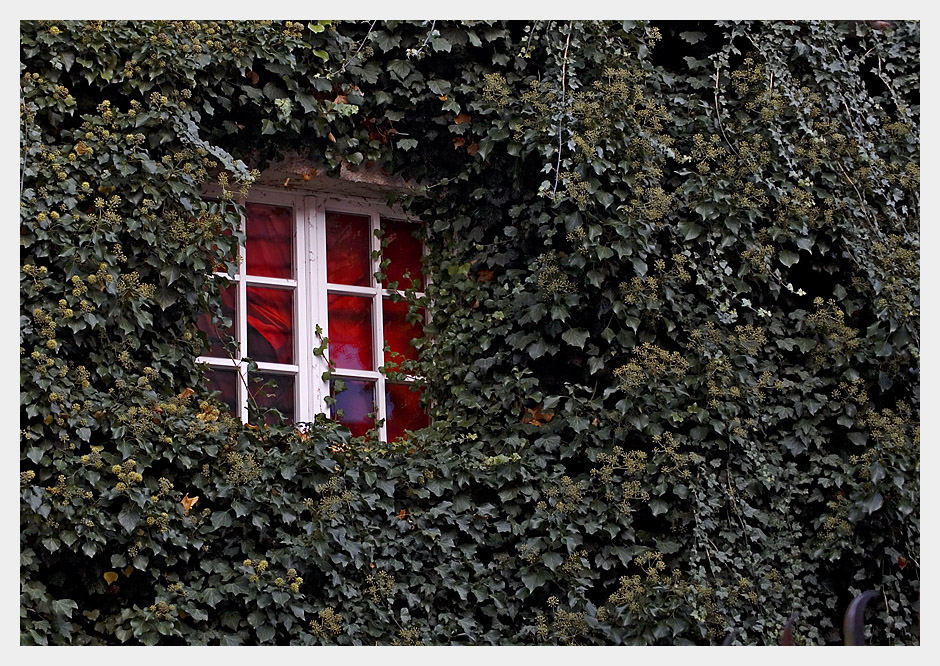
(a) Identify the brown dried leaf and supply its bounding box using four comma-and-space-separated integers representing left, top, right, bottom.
181, 493, 199, 515
522, 406, 553, 426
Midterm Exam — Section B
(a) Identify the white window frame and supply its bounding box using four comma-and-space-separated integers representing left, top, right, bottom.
197, 186, 424, 442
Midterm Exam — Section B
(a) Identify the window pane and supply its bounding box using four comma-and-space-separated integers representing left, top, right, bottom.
210, 225, 238, 274
333, 379, 375, 438
198, 283, 237, 359
245, 203, 293, 279
247, 286, 294, 364
206, 367, 238, 416
326, 211, 371, 286
381, 218, 423, 290
386, 383, 428, 443
250, 373, 295, 425
328, 294, 373, 371
382, 299, 423, 370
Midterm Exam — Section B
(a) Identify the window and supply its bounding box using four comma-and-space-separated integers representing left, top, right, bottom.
197, 188, 428, 442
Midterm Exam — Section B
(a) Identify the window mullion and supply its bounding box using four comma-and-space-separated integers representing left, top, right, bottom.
372, 211, 387, 442
293, 192, 309, 423
310, 196, 330, 418
237, 215, 249, 423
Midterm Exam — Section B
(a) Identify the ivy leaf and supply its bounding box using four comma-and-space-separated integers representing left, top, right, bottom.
477, 137, 494, 161
848, 432, 868, 446
781, 436, 806, 455
189, 608, 209, 622
521, 570, 547, 593
561, 328, 590, 349
51, 599, 77, 618
542, 552, 564, 570
862, 492, 884, 514
387, 59, 411, 80
527, 340, 550, 359
60, 50, 75, 71
118, 505, 140, 533
375, 478, 396, 496
430, 35, 452, 52
210, 511, 233, 529
203, 587, 223, 608
779, 250, 800, 267
649, 499, 669, 515
295, 92, 318, 114
678, 220, 703, 240
262, 82, 286, 101
428, 79, 451, 96
694, 201, 716, 218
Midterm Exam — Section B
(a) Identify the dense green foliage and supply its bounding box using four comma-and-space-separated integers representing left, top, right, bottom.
20, 19, 919, 645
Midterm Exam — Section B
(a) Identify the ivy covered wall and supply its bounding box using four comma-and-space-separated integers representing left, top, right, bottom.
20, 20, 919, 645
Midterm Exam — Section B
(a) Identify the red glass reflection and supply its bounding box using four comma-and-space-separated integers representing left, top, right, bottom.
333, 379, 375, 437
210, 225, 238, 274
198, 283, 237, 358
250, 373, 295, 425
386, 383, 428, 442
381, 218, 423, 290
206, 367, 238, 416
383, 299, 423, 369
326, 211, 371, 286
328, 294, 373, 370
247, 287, 294, 364
245, 203, 293, 279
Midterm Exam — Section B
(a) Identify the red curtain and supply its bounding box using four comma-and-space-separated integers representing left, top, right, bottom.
244, 204, 294, 365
